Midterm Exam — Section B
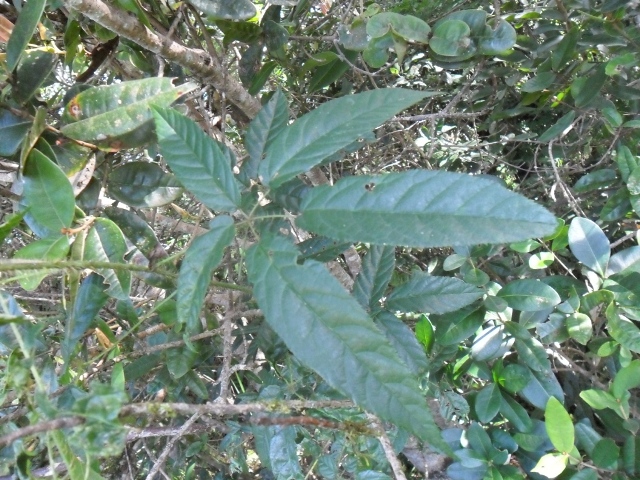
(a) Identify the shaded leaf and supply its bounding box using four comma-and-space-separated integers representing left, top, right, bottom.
188, 0, 256, 20
500, 392, 533, 432
366, 12, 430, 43
538, 111, 576, 142
386, 272, 482, 314
246, 234, 449, 452
13, 50, 57, 104
296, 236, 351, 262
6, 0, 46, 71
107, 161, 183, 208
353, 245, 396, 310
497, 279, 561, 311
178, 215, 235, 332
432, 307, 485, 346
84, 218, 131, 300
568, 217, 610, 277
573, 169, 617, 193
298, 171, 557, 247
13, 236, 70, 291
478, 19, 517, 55
260, 89, 435, 188
0, 108, 31, 156
270, 426, 304, 480
430, 19, 473, 57
153, 106, 242, 212
475, 383, 501, 423
374, 311, 429, 376
520, 366, 564, 409
22, 149, 75, 238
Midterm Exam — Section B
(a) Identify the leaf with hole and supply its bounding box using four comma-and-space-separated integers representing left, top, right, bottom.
153, 107, 242, 212
260, 89, 436, 188
107, 162, 183, 208
298, 171, 557, 247
246, 234, 450, 453
178, 215, 235, 332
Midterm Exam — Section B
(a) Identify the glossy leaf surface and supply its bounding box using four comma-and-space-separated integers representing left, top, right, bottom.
259, 89, 435, 188
153, 107, 242, 212
6, 0, 46, 71
107, 161, 183, 208
497, 279, 561, 311
386, 272, 482, 314
178, 215, 235, 332
246, 234, 448, 451
568, 217, 610, 277
297, 171, 557, 247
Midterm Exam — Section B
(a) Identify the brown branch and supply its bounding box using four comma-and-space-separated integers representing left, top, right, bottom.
0, 416, 85, 449
64, 0, 261, 119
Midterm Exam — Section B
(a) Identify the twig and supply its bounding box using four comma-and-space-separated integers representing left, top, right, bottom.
367, 414, 408, 480
145, 413, 200, 480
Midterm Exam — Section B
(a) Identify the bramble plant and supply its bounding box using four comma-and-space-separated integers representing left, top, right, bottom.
2, 0, 640, 479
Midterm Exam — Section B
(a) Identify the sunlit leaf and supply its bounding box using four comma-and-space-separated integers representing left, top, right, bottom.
6, 0, 46, 71
545, 397, 574, 453
497, 279, 560, 311
13, 236, 70, 290
568, 217, 610, 277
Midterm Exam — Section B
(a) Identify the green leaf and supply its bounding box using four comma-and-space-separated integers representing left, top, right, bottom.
269, 426, 304, 480
627, 165, 640, 196
623, 434, 640, 475
153, 106, 242, 212
363, 32, 394, 68
500, 391, 533, 432
521, 72, 557, 93
166, 342, 199, 379
592, 438, 620, 469
6, 0, 46, 71
309, 49, 359, 92
0, 108, 32, 156
612, 359, 640, 398
386, 273, 482, 314
366, 12, 430, 43
259, 89, 435, 188
566, 313, 592, 345
475, 383, 501, 422
538, 111, 576, 142
13, 236, 70, 290
568, 217, 610, 277
0, 211, 26, 245
571, 65, 607, 108
246, 234, 449, 452
353, 245, 396, 310
429, 19, 474, 57
297, 171, 557, 247
498, 363, 531, 393
444, 9, 487, 36
415, 315, 434, 353
13, 50, 57, 104
545, 397, 574, 453
616, 145, 637, 183
374, 311, 429, 376
177, 215, 235, 332
471, 325, 510, 362
188, 0, 256, 20
520, 366, 564, 409
103, 207, 166, 263
531, 453, 568, 479
62, 273, 109, 364
607, 304, 640, 353
497, 279, 560, 311
84, 218, 131, 300
551, 27, 579, 71
573, 169, 617, 193
241, 89, 289, 184
338, 19, 368, 51
22, 149, 75, 238
580, 389, 621, 411
432, 307, 485, 346
478, 19, 517, 55
107, 161, 183, 208
61, 79, 197, 150
296, 236, 351, 262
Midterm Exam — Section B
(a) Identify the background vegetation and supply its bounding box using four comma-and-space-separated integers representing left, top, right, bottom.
1, 0, 640, 478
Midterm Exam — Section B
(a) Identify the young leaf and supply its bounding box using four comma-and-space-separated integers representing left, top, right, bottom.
13, 236, 70, 290
6, 0, 46, 71
177, 215, 235, 332
568, 217, 610, 277
84, 218, 131, 300
352, 245, 396, 310
374, 311, 429, 376
297, 171, 557, 247
246, 234, 449, 452
496, 279, 561, 311
545, 397, 574, 453
62, 273, 109, 364
415, 315, 435, 353
259, 89, 437, 188
153, 107, 242, 212
386, 273, 482, 314
22, 149, 75, 238
475, 383, 501, 423
531, 453, 568, 479
241, 89, 289, 184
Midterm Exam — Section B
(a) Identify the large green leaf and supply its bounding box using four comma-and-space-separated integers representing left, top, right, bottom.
84, 218, 131, 300
62, 273, 109, 364
177, 215, 235, 332
611, 360, 640, 399
374, 311, 429, 376
386, 272, 482, 314
269, 426, 304, 480
519, 366, 564, 409
61, 79, 196, 150
478, 19, 517, 55
153, 107, 242, 212
187, 0, 256, 20
6, 0, 46, 71
240, 89, 289, 184
352, 245, 396, 310
568, 217, 610, 277
497, 279, 561, 311
297, 171, 557, 247
259, 89, 435, 188
606, 304, 640, 353
366, 12, 430, 43
0, 108, 31, 156
13, 50, 57, 104
103, 207, 165, 262
429, 20, 473, 57
22, 149, 75, 238
13, 236, 70, 290
545, 397, 574, 453
107, 161, 183, 208
246, 234, 449, 452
